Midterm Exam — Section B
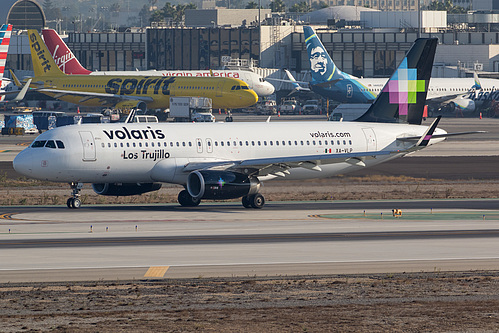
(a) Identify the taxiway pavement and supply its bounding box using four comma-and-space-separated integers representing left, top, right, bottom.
1, 201, 499, 282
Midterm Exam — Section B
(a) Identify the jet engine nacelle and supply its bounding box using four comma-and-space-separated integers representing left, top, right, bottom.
187, 170, 260, 200
92, 183, 162, 196
448, 97, 476, 113
114, 100, 147, 111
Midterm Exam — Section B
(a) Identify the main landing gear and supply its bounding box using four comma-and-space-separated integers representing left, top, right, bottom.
177, 190, 265, 209
242, 193, 265, 209
177, 190, 201, 207
67, 182, 83, 209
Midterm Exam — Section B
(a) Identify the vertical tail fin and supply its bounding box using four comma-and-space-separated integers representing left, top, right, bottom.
355, 38, 438, 125
42, 29, 92, 75
0, 24, 13, 82
28, 29, 65, 77
303, 26, 356, 83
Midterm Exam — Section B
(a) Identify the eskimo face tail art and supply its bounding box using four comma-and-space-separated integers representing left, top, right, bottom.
356, 38, 437, 125
303, 26, 376, 103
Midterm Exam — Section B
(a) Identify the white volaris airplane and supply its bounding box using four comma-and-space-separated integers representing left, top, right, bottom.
41, 29, 275, 98
12, 38, 478, 209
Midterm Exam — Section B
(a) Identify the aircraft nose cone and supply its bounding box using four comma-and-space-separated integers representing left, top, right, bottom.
13, 150, 32, 177
244, 89, 258, 107
266, 83, 275, 95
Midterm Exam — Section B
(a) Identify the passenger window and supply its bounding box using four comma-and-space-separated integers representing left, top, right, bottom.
108, 143, 111, 148
56, 140, 65, 149
349, 140, 352, 145
300, 141, 304, 145
294, 141, 298, 145
221, 141, 224, 146
343, 140, 346, 145
318, 141, 322, 145
45, 140, 56, 149
101, 143, 105, 148
246, 141, 249, 146
176, 142, 179, 147
337, 140, 340, 145
182, 142, 186, 147
114, 142, 117, 148
133, 143, 136, 147
120, 143, 123, 148
215, 141, 218, 146
170, 142, 173, 147
32, 140, 46, 148
275, 141, 278, 146
258, 141, 261, 146
252, 141, 255, 146
312, 141, 316, 145
127, 142, 130, 147
138, 142, 142, 147
197, 141, 201, 146
264, 141, 267, 146
227, 141, 230, 146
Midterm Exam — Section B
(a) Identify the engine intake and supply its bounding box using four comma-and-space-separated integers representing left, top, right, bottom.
92, 183, 162, 196
187, 170, 260, 200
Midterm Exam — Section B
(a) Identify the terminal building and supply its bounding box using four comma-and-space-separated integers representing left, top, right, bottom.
4, 2, 499, 89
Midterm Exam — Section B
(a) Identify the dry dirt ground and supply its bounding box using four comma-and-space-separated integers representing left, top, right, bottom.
1, 175, 499, 206
1, 272, 499, 332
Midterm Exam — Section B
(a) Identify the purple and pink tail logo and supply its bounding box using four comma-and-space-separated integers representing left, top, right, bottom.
383, 58, 426, 115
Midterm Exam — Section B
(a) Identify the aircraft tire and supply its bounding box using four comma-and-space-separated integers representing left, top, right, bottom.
73, 198, 81, 209
242, 196, 252, 208
66, 198, 73, 208
178, 190, 201, 207
250, 193, 265, 209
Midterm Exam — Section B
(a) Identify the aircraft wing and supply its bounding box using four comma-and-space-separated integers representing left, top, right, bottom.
34, 88, 154, 104
180, 149, 402, 179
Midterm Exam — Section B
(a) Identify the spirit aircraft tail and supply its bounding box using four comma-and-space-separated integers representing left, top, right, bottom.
303, 26, 357, 84
356, 38, 438, 125
42, 29, 92, 74
28, 29, 65, 77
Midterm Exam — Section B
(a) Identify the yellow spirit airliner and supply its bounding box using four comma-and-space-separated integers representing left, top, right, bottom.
26, 30, 258, 110
14, 38, 478, 209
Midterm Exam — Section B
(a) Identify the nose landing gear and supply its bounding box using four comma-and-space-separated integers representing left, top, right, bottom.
67, 182, 83, 209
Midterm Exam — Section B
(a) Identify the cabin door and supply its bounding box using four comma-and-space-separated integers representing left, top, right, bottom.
216, 80, 224, 97
79, 131, 96, 161
362, 128, 377, 152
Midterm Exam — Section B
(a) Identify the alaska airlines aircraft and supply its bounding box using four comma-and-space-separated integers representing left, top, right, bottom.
24, 30, 258, 110
296, 26, 499, 113
41, 29, 275, 97
16, 38, 478, 209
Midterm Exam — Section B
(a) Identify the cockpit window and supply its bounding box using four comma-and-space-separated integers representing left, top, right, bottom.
56, 140, 65, 149
31, 140, 46, 148
45, 140, 57, 149
242, 86, 249, 90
